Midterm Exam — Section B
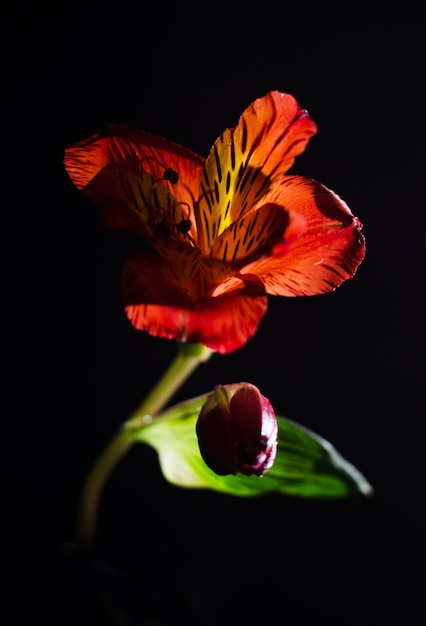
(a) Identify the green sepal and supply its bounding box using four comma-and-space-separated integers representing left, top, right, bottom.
129, 394, 373, 498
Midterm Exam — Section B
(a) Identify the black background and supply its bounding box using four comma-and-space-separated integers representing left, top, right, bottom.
5, 4, 425, 625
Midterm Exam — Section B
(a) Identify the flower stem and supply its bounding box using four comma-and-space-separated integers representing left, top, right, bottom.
77, 342, 214, 549
125, 343, 214, 428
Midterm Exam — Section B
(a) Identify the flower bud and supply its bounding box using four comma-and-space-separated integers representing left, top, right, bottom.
196, 383, 278, 477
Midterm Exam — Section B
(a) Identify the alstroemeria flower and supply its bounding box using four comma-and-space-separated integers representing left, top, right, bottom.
64, 91, 365, 354
196, 383, 278, 477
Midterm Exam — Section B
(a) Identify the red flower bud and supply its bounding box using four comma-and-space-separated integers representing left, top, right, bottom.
196, 383, 278, 477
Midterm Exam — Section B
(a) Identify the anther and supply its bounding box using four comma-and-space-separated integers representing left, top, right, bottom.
163, 168, 179, 184
177, 219, 192, 235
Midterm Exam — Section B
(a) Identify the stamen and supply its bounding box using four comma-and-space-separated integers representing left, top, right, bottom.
145, 176, 197, 247
147, 167, 180, 222
174, 202, 197, 246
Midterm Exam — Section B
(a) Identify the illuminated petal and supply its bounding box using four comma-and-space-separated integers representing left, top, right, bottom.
241, 176, 366, 296
210, 204, 295, 264
183, 291, 269, 354
122, 253, 268, 353
196, 91, 317, 253
64, 125, 204, 242
122, 252, 196, 342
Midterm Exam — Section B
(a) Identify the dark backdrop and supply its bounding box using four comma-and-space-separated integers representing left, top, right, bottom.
4, 4, 425, 625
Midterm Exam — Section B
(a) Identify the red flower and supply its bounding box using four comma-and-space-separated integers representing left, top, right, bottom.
196, 383, 278, 477
64, 91, 365, 354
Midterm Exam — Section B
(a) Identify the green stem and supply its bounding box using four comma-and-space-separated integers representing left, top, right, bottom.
125, 343, 214, 428
78, 342, 214, 549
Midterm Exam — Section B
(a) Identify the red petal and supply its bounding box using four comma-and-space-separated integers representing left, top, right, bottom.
122, 253, 268, 353
196, 91, 317, 253
186, 292, 268, 353
64, 125, 204, 239
210, 203, 292, 263
121, 252, 196, 304
241, 176, 366, 296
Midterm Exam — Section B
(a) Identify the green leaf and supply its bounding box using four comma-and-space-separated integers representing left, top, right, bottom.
130, 395, 373, 498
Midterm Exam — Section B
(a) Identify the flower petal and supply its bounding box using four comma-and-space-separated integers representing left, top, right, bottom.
122, 253, 268, 353
240, 176, 366, 296
195, 91, 317, 253
209, 203, 294, 263
64, 124, 205, 242
186, 291, 268, 353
